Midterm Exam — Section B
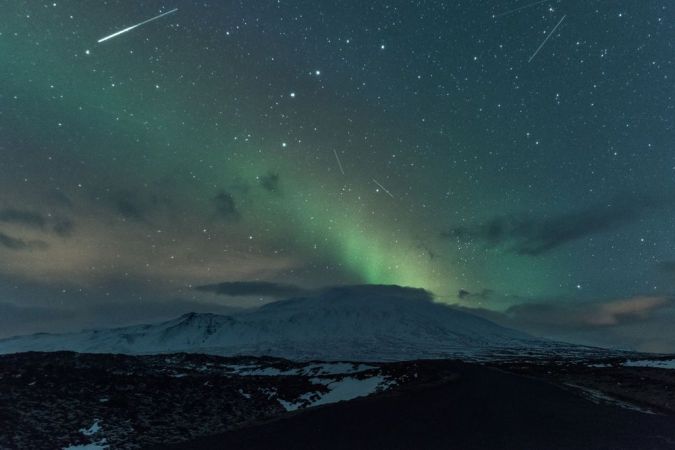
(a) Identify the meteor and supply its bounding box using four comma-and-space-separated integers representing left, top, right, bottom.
492, 0, 552, 19
97, 8, 178, 43
333, 149, 345, 175
528, 14, 566, 63
372, 179, 394, 199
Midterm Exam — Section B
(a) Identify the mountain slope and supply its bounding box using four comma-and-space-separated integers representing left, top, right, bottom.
0, 285, 609, 360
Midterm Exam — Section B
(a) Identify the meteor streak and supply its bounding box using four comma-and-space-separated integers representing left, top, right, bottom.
333, 149, 345, 175
528, 15, 566, 63
492, 0, 552, 19
98, 8, 178, 43
372, 179, 394, 199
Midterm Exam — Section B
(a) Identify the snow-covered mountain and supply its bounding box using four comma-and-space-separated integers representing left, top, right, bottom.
0, 285, 611, 361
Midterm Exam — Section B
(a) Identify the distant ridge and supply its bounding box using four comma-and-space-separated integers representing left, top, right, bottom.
0, 285, 616, 361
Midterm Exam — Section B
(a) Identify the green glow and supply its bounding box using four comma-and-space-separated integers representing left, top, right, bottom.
0, 7, 451, 296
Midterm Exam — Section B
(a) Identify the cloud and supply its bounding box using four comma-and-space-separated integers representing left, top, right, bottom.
457, 288, 493, 300
0, 208, 74, 236
443, 196, 656, 256
213, 191, 239, 220
114, 191, 147, 220
458, 295, 674, 332
0, 208, 46, 228
0, 232, 48, 251
587, 296, 672, 326
0, 299, 242, 339
455, 294, 675, 352
52, 219, 75, 237
196, 281, 307, 298
259, 172, 281, 194
416, 243, 439, 261
196, 282, 432, 302
110, 189, 171, 222
318, 284, 433, 302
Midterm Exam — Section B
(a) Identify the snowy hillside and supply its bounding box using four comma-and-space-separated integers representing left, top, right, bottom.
0, 285, 608, 361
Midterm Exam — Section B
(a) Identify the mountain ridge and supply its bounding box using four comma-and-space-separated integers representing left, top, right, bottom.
0, 285, 617, 361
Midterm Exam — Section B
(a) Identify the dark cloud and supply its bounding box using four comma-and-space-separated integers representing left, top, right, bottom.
458, 288, 493, 300
213, 191, 240, 220
115, 193, 146, 221
457, 295, 674, 333
416, 243, 438, 261
259, 172, 281, 194
450, 294, 675, 351
443, 196, 656, 256
658, 261, 675, 274
52, 219, 74, 237
0, 208, 46, 228
111, 189, 169, 221
196, 281, 306, 298
317, 284, 433, 302
198, 283, 435, 309
0, 208, 74, 236
0, 299, 242, 339
0, 232, 48, 251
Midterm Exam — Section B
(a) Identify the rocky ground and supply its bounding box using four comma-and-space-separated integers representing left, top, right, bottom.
0, 352, 428, 449
1, 352, 673, 449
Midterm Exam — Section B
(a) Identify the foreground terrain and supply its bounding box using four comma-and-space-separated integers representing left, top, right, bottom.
174, 360, 675, 450
1, 352, 675, 449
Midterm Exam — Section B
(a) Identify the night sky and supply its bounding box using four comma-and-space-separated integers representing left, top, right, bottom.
1, 1, 673, 350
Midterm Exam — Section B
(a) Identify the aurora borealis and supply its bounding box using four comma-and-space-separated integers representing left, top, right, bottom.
1, 1, 674, 350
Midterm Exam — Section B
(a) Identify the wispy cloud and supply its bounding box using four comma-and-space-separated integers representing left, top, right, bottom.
259, 172, 281, 194
458, 294, 674, 332
0, 232, 48, 251
0, 208, 46, 228
0, 208, 73, 236
443, 196, 658, 256
213, 191, 240, 220
457, 288, 493, 301
196, 281, 306, 298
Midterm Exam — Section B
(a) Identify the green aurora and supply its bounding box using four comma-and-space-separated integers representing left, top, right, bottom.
1, 1, 674, 349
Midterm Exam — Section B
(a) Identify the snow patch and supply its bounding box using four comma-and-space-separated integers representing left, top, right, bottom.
226, 365, 287, 376
238, 389, 251, 399
62, 420, 108, 450
310, 375, 389, 406
258, 387, 278, 399
225, 362, 376, 377
299, 363, 376, 375
623, 358, 675, 369
279, 375, 396, 411
565, 383, 655, 415
80, 420, 101, 437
